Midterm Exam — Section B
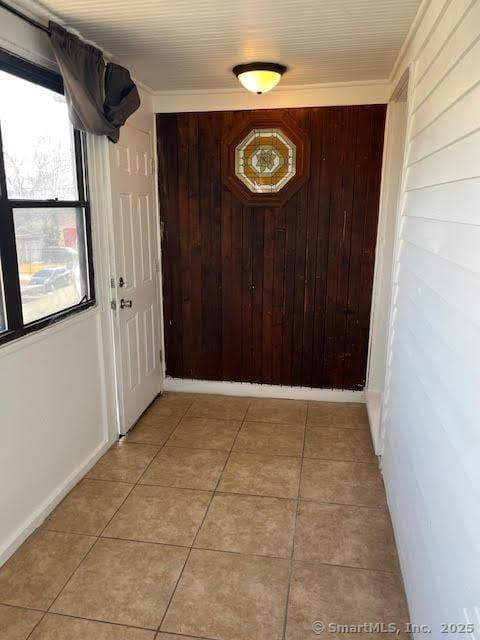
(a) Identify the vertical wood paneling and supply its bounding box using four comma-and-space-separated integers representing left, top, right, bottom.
271, 207, 286, 383
281, 195, 298, 385
311, 106, 334, 388
157, 104, 386, 389
241, 207, 254, 382
156, 113, 183, 377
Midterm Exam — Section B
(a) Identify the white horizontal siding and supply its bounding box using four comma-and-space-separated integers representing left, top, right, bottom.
394, 286, 480, 468
400, 240, 480, 327
403, 178, 480, 225
405, 129, 480, 189
402, 216, 480, 275
397, 266, 480, 371
411, 38, 480, 137
382, 0, 480, 636
412, 0, 480, 110
408, 82, 480, 163
385, 359, 479, 628
414, 0, 473, 81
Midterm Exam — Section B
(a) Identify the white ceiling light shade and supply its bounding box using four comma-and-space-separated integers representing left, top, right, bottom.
233, 62, 287, 94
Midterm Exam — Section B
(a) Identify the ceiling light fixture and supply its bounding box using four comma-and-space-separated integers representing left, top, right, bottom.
233, 62, 287, 94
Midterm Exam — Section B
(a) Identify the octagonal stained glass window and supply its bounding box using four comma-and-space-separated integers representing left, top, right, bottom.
235, 128, 296, 194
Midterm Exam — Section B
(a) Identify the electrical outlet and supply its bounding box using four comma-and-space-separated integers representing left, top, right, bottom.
463, 606, 480, 640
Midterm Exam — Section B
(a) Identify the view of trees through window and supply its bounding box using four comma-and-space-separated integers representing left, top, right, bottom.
0, 62, 93, 339
0, 71, 78, 200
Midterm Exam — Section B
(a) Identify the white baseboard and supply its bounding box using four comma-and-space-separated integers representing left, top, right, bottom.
164, 377, 365, 403
0, 438, 114, 566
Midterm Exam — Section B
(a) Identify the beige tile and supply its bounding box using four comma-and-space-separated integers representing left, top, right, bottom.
139, 446, 228, 490
286, 562, 409, 639
162, 549, 290, 640
136, 411, 181, 429
0, 529, 95, 610
156, 635, 203, 640
51, 538, 187, 629
218, 452, 301, 498
234, 421, 304, 457
300, 459, 386, 507
30, 613, 155, 639
147, 393, 197, 418
168, 416, 241, 450
246, 398, 308, 426
87, 442, 159, 483
0, 604, 43, 640
304, 426, 376, 462
186, 394, 251, 420
308, 401, 369, 429
196, 493, 296, 558
126, 421, 177, 445
103, 485, 211, 546
43, 479, 132, 535
294, 501, 398, 572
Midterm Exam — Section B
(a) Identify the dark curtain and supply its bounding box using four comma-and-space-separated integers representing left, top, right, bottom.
49, 22, 140, 143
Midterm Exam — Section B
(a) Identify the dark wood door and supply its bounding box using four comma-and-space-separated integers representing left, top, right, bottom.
157, 105, 386, 390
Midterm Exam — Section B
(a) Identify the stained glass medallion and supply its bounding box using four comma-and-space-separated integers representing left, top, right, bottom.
235, 128, 296, 194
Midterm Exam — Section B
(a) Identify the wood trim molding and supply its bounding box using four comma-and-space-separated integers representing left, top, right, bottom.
153, 81, 391, 113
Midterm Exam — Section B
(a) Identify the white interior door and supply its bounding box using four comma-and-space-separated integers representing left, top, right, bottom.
109, 123, 162, 434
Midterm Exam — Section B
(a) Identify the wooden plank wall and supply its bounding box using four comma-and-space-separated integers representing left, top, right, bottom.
157, 105, 386, 390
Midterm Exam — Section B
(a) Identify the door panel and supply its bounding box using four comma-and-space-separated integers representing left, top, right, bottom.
110, 124, 162, 433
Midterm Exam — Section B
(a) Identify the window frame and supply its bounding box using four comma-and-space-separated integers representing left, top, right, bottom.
0, 49, 96, 346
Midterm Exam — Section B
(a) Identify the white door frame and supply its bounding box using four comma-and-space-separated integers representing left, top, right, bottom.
107, 118, 165, 435
87, 115, 165, 440
86, 134, 122, 443
365, 68, 411, 455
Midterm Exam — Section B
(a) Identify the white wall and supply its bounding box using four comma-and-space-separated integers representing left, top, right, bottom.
380, 0, 480, 635
0, 314, 113, 563
0, 6, 134, 564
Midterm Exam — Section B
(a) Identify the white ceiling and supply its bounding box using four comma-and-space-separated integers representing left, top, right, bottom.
20, 0, 421, 92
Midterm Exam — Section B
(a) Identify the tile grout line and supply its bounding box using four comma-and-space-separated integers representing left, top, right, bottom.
40, 395, 198, 626
22, 396, 195, 639
25, 610, 46, 639
22, 530, 99, 640
116, 396, 200, 634
156, 397, 254, 634
45, 484, 137, 616
3, 395, 389, 639
134, 399, 197, 485
26, 609, 162, 634
281, 402, 308, 640
126, 479, 387, 510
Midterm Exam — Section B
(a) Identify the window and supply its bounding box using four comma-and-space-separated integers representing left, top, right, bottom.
0, 51, 95, 343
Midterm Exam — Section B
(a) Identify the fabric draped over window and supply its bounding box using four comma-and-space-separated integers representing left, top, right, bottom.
49, 22, 140, 143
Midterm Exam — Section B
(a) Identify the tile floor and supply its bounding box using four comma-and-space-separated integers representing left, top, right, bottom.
0, 393, 410, 640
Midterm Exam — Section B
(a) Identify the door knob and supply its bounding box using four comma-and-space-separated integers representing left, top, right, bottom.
120, 298, 133, 309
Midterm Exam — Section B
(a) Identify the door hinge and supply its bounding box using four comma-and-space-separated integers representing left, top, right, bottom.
110, 300, 117, 310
